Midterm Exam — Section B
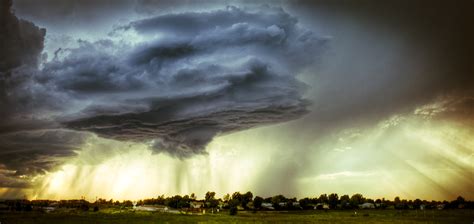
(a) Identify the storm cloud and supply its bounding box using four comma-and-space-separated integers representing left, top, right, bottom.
0, 1, 325, 180
37, 6, 325, 157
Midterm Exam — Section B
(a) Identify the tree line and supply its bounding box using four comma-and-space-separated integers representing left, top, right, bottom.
1, 192, 472, 213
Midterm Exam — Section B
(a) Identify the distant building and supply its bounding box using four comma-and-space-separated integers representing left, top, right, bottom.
189, 201, 205, 214
261, 202, 275, 210
359, 203, 375, 209
42, 207, 56, 213
315, 203, 329, 210
190, 201, 204, 209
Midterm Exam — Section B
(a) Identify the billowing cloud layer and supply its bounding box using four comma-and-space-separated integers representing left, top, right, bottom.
0, 1, 323, 185
41, 6, 324, 157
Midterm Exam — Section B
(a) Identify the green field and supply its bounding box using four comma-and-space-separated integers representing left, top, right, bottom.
1, 210, 473, 224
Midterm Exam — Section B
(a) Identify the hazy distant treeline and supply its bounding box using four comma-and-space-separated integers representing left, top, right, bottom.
1, 192, 472, 212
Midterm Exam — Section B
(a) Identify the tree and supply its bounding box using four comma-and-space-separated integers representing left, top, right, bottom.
241, 191, 253, 208
190, 193, 196, 200
205, 191, 218, 208
205, 192, 216, 202
328, 193, 339, 209
231, 192, 242, 203
229, 199, 240, 208
223, 194, 230, 202
166, 195, 187, 209
298, 198, 312, 209
318, 194, 329, 204
123, 200, 133, 207
394, 196, 401, 204
413, 199, 422, 209
350, 194, 365, 207
451, 196, 466, 208
271, 195, 287, 209
253, 196, 264, 209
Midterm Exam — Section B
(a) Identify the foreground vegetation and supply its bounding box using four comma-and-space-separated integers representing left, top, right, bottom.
1, 209, 473, 224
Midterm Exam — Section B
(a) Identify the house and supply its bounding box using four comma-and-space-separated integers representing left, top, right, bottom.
315, 203, 329, 210
359, 203, 375, 209
42, 206, 56, 213
190, 201, 204, 209
189, 201, 205, 214
261, 202, 275, 210
291, 202, 302, 209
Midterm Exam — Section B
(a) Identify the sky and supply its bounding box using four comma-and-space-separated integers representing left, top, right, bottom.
0, 0, 473, 201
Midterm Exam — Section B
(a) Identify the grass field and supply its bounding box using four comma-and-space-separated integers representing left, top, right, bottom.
1, 209, 473, 224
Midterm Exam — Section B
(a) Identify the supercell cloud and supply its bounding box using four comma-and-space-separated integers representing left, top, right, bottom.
46, 6, 325, 157
0, 0, 325, 185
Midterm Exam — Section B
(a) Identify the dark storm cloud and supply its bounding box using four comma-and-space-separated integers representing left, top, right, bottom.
49, 6, 324, 157
0, 2, 93, 188
127, 5, 296, 36
0, 2, 324, 179
0, 130, 91, 176
12, 0, 137, 34
0, 0, 47, 121
0, 0, 45, 72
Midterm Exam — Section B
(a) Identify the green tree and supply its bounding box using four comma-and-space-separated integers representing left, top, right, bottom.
166, 195, 185, 209
350, 194, 365, 207
318, 194, 329, 204
205, 192, 216, 202
231, 192, 242, 203
205, 191, 218, 208
190, 193, 196, 200
413, 199, 422, 209
241, 191, 253, 208
298, 198, 311, 209
328, 193, 339, 209
394, 196, 401, 204
253, 196, 264, 209
456, 196, 465, 204
223, 193, 230, 202
271, 195, 287, 209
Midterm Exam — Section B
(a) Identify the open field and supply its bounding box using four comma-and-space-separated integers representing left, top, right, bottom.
1, 209, 473, 224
